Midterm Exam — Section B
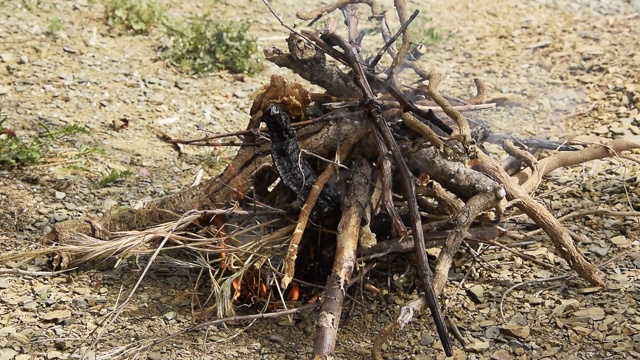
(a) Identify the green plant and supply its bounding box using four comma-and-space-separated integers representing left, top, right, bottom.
0, 118, 44, 168
0, 114, 88, 169
45, 17, 65, 37
105, 0, 165, 34
97, 169, 133, 188
163, 15, 261, 75
396, 12, 442, 50
411, 13, 442, 46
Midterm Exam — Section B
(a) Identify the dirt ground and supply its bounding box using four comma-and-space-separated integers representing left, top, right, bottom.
1, 0, 640, 359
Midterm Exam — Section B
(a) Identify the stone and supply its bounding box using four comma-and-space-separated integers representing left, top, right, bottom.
469, 340, 490, 352
268, 335, 284, 343
502, 324, 530, 339
0, 348, 18, 360
0, 53, 15, 63
42, 309, 72, 322
491, 349, 513, 360
610, 235, 631, 248
467, 285, 484, 303
573, 307, 605, 321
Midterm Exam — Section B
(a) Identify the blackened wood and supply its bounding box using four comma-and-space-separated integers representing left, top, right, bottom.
261, 104, 339, 219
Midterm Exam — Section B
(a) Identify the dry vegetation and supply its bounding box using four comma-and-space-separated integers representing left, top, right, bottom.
1, 0, 640, 359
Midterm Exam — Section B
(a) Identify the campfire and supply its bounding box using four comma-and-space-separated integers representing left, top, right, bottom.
8, 1, 640, 359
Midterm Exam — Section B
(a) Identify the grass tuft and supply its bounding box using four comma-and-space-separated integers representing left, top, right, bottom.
163, 15, 261, 75
105, 0, 165, 35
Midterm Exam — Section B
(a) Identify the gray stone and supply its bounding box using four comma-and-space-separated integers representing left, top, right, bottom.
268, 334, 284, 343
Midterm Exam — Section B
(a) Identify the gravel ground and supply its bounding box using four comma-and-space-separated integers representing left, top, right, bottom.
1, 0, 640, 359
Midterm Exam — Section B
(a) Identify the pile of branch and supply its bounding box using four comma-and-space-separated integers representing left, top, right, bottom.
7, 1, 640, 358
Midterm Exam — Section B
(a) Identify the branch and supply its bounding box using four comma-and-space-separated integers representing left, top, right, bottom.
516, 137, 640, 192
313, 160, 371, 359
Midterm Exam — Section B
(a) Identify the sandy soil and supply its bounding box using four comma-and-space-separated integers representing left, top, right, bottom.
1, 0, 640, 359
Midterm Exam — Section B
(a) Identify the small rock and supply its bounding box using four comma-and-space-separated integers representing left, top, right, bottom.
485, 326, 501, 339
605, 335, 625, 342
18, 55, 27, 64
575, 287, 602, 294
542, 346, 562, 357
469, 340, 490, 352
573, 307, 605, 321
102, 198, 118, 211
268, 334, 284, 343
610, 235, 631, 248
572, 326, 591, 336
553, 299, 580, 315
63, 47, 77, 54
502, 324, 530, 339
54, 191, 66, 200
466, 285, 484, 303
53, 213, 68, 222
589, 245, 609, 257
420, 333, 434, 346
10, 332, 30, 345
22, 300, 38, 311
0, 86, 10, 95
47, 349, 64, 359
525, 296, 543, 305
163, 311, 176, 320
491, 349, 513, 360
0, 279, 9, 289
144, 77, 160, 85
567, 329, 580, 342
1, 348, 18, 360
147, 352, 163, 360
509, 314, 527, 326
42, 309, 72, 322
0, 53, 15, 63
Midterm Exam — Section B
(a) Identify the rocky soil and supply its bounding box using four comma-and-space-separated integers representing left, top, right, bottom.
1, 0, 640, 359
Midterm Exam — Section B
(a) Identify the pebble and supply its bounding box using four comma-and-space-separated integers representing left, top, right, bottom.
9, 332, 29, 345
491, 349, 513, 360
268, 334, 284, 343
42, 309, 72, 322
53, 213, 68, 222
147, 352, 163, 360
467, 285, 484, 303
502, 324, 530, 339
0, 348, 17, 360
0, 53, 14, 63
610, 235, 631, 248
54, 191, 66, 200
469, 340, 490, 352
573, 307, 605, 321
163, 311, 176, 320
420, 333, 434, 346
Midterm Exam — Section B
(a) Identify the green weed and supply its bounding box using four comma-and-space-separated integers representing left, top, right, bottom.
45, 17, 65, 38
0, 114, 88, 169
105, 0, 165, 35
97, 169, 133, 188
163, 15, 261, 75
396, 12, 442, 51
411, 13, 442, 46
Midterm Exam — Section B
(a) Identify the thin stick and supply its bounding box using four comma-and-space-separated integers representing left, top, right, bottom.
369, 10, 419, 69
